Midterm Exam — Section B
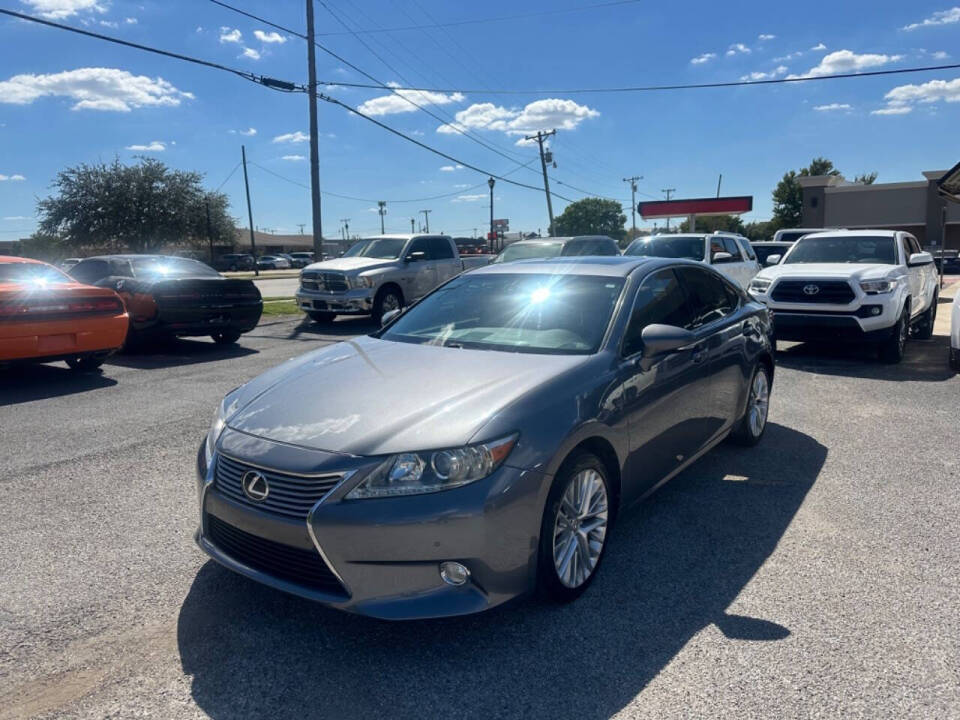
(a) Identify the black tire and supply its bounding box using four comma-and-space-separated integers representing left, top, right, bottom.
879, 307, 908, 364
229, 264, 238, 272
537, 452, 612, 603
307, 311, 336, 323
950, 347, 960, 371
372, 286, 403, 324
66, 355, 104, 372
211, 330, 241, 345
729, 363, 771, 446
912, 293, 937, 340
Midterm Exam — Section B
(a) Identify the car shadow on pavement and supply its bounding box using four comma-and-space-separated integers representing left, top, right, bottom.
106, 338, 258, 370
177, 423, 825, 720
284, 316, 380, 340
0, 364, 117, 406
776, 335, 956, 382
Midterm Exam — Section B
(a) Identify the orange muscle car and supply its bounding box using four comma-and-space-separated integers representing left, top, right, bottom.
0, 256, 129, 371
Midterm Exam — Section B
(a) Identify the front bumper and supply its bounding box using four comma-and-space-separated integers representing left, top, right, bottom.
770, 311, 897, 343
296, 288, 374, 316
194, 430, 549, 620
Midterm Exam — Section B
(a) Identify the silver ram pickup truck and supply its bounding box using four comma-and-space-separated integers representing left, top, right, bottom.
297, 234, 490, 323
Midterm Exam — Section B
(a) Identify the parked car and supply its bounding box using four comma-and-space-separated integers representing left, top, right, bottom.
492, 236, 620, 264
288, 252, 314, 268
213, 254, 255, 272
69, 255, 262, 345
751, 241, 794, 267
748, 230, 938, 363
623, 232, 761, 289
296, 234, 490, 323
196, 256, 774, 619
933, 248, 960, 274
256, 255, 291, 270
59, 257, 81, 271
771, 228, 831, 244
950, 290, 960, 370
0, 256, 128, 370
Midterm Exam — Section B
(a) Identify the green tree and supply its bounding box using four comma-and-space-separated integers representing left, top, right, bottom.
853, 172, 878, 185
771, 157, 840, 229
678, 214, 745, 234
743, 220, 775, 241
551, 198, 626, 240
35, 157, 237, 254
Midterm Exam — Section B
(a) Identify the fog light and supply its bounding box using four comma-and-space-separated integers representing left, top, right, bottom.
439, 561, 470, 586
871, 307, 881, 316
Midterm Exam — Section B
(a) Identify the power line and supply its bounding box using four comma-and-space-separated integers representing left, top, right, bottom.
214, 162, 243, 192
207, 0, 307, 38
0, 8, 306, 92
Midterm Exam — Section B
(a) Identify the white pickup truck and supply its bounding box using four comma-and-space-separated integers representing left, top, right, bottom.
297, 234, 490, 323
747, 230, 939, 363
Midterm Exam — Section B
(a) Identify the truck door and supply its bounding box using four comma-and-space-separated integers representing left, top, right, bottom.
429, 236, 461, 287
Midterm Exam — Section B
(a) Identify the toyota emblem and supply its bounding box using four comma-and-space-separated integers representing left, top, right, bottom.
802, 284, 820, 296
241, 471, 270, 502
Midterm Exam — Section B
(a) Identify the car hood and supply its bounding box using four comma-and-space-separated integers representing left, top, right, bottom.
303, 257, 397, 273
226, 335, 588, 456
757, 263, 898, 282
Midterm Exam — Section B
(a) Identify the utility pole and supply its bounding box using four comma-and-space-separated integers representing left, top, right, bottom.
525, 129, 556, 233
622, 175, 643, 238
305, 0, 323, 260
241, 145, 258, 276
377, 201, 386, 234
205, 198, 213, 265
420, 209, 431, 233
410, 217, 415, 233
716, 174, 723, 198
297, 223, 306, 235
488, 177, 495, 253
339, 218, 350, 241
662, 188, 676, 229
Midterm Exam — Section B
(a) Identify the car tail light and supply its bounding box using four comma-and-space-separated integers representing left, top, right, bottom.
0, 295, 124, 318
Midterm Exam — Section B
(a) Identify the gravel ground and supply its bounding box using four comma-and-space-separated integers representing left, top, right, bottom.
0, 312, 957, 719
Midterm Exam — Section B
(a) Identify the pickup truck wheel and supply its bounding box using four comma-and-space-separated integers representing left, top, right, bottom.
912, 292, 937, 340
951, 347, 960, 371
307, 311, 336, 323
373, 287, 402, 323
879, 308, 908, 364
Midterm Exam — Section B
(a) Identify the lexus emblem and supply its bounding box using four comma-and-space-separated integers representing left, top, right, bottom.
241, 471, 270, 502
802, 284, 820, 296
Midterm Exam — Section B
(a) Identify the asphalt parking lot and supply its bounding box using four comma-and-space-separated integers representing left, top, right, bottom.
1, 309, 958, 719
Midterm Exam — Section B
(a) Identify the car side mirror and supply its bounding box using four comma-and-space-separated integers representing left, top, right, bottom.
380, 308, 402, 326
641, 324, 697, 356
908, 251, 933, 267
765, 254, 782, 266
712, 251, 734, 264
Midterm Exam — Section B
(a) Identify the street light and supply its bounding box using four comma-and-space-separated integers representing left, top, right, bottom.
488, 177, 495, 253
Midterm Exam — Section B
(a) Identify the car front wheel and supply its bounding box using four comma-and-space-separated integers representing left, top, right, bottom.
879, 307, 908, 364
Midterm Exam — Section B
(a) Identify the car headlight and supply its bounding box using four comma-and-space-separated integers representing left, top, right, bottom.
749, 278, 772, 294
859, 279, 898, 294
346, 434, 518, 499
348, 275, 375, 289
204, 389, 243, 467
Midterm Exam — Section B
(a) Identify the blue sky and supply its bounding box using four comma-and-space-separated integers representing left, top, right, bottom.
1, 0, 958, 241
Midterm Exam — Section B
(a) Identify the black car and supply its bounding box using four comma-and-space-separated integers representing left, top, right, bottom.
933, 249, 959, 274
69, 255, 262, 344
750, 241, 794, 267
213, 253, 255, 272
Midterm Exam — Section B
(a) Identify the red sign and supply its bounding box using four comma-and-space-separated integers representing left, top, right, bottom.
639, 196, 753, 219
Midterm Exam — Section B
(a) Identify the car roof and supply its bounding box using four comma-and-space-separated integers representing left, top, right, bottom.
750, 241, 793, 245
800, 229, 900, 239
509, 236, 613, 245
0, 255, 46, 264
79, 254, 205, 261
470, 255, 688, 278
358, 233, 450, 241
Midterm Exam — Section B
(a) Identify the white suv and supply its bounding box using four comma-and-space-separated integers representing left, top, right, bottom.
623, 232, 760, 290
748, 230, 939, 363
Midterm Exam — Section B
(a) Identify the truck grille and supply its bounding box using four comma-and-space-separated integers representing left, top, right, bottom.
771, 279, 855, 304
206, 514, 346, 596
301, 272, 349, 293
215, 455, 342, 519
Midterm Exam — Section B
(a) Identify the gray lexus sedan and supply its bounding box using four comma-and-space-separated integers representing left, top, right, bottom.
195, 256, 774, 619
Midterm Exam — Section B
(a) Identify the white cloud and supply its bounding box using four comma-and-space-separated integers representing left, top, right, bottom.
357, 83, 464, 116
3, 215, 30, 220
814, 103, 852, 111
253, 30, 286, 44
124, 17, 136, 24
281, 154, 305, 161
690, 52, 717, 65
98, 19, 117, 28
439, 165, 457, 171
219, 27, 242, 44
903, 7, 960, 31
453, 183, 471, 188
0, 68, 193, 112
811, 42, 827, 51
872, 106, 912, 115
773, 51, 803, 62
229, 127, 257, 136
437, 98, 600, 138
790, 50, 903, 78
740, 65, 788, 81
726, 43, 751, 56
0, 174, 27, 181
241, 47, 261, 60
451, 194, 486, 203
758, 33, 776, 41
19, 0, 104, 19
883, 76, 960, 106
931, 50, 950, 59
125, 140, 165, 151
272, 130, 309, 143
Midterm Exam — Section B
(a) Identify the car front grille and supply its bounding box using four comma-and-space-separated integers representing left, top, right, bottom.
301, 272, 349, 293
771, 279, 855, 304
206, 514, 346, 596
215, 455, 342, 519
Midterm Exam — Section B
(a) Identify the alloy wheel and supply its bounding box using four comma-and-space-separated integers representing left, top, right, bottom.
748, 369, 770, 438
382, 293, 400, 313
552, 469, 609, 589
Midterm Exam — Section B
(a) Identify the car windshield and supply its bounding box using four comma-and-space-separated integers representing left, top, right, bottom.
624, 236, 706, 261
343, 238, 406, 259
783, 236, 898, 265
0, 262, 72, 284
132, 258, 220, 278
495, 242, 563, 263
380, 272, 624, 354
776, 230, 814, 243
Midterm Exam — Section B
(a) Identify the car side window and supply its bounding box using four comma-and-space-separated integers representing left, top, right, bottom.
722, 237, 743, 259
407, 238, 431, 261
111, 260, 133, 277
69, 259, 110, 284
428, 237, 455, 260
737, 237, 757, 261
596, 240, 619, 256
675, 266, 736, 329
560, 241, 587, 256
622, 269, 696, 356
904, 235, 921, 259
